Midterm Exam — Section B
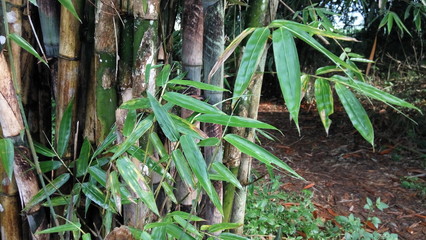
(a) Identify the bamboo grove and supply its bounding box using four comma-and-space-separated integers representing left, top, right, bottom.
0, 0, 422, 239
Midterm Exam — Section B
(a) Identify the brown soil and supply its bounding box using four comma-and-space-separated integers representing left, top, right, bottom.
256, 100, 426, 240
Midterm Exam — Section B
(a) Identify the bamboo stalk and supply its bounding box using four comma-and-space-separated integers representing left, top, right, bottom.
5, 0, 22, 92
201, 0, 224, 227
37, 0, 60, 57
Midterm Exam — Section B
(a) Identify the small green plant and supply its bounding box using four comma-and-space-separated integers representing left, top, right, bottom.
401, 176, 426, 197
245, 178, 399, 240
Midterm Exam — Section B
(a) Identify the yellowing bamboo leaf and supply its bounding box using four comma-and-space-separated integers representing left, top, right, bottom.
315, 78, 334, 135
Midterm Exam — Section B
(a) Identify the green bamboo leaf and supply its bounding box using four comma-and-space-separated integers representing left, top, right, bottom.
218, 232, 250, 240
171, 149, 195, 189
8, 34, 47, 66
165, 224, 195, 240
0, 138, 14, 179
38, 161, 62, 173
156, 64, 171, 87
170, 114, 208, 139
335, 83, 374, 146
76, 138, 90, 177
273, 28, 301, 132
81, 182, 115, 212
180, 135, 222, 214
166, 211, 205, 221
148, 93, 179, 142
57, 99, 73, 157
82, 233, 91, 240
34, 142, 56, 157
111, 115, 153, 160
224, 134, 303, 179
279, 24, 359, 74
119, 98, 150, 110
173, 216, 202, 237
149, 132, 168, 158
198, 137, 220, 147
41, 195, 70, 207
123, 110, 137, 137
202, 223, 242, 233
163, 92, 223, 114
57, 0, 81, 22
92, 126, 117, 160
329, 75, 421, 112
315, 66, 342, 75
36, 222, 81, 234
211, 162, 242, 189
161, 181, 177, 204
108, 171, 122, 214
315, 79, 334, 135
88, 166, 107, 187
116, 156, 159, 215
232, 27, 270, 106
269, 20, 358, 41
29, 0, 38, 6
25, 173, 70, 211
195, 114, 277, 129
168, 79, 229, 92
127, 146, 173, 181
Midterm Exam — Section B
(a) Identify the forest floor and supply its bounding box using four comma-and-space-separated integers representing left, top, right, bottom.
255, 98, 426, 239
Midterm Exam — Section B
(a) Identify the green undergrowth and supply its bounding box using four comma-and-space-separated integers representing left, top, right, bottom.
401, 176, 426, 197
244, 176, 398, 240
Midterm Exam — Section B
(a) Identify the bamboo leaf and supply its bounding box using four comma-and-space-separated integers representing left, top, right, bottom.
232, 27, 270, 106
36, 223, 81, 234
224, 134, 303, 179
92, 126, 117, 160
168, 79, 229, 92
0, 138, 14, 179
127, 145, 173, 181
8, 34, 47, 66
315, 78, 334, 135
335, 83, 374, 146
111, 116, 153, 160
25, 173, 70, 211
173, 216, 202, 237
119, 98, 150, 110
165, 224, 195, 240
82, 233, 91, 240
208, 28, 255, 81
202, 223, 242, 233
315, 66, 342, 75
163, 92, 224, 114
180, 135, 222, 214
273, 28, 301, 132
88, 166, 107, 187
270, 20, 359, 41
198, 137, 220, 147
76, 138, 90, 177
195, 114, 277, 129
171, 114, 208, 139
156, 64, 171, 87
57, 0, 81, 22
29, 0, 38, 6
108, 171, 121, 215
218, 232, 250, 240
34, 142, 56, 157
330, 75, 421, 112
38, 161, 62, 173
171, 149, 195, 188
81, 182, 115, 212
279, 24, 359, 74
116, 156, 159, 215
166, 211, 205, 221
162, 181, 177, 204
148, 93, 179, 142
211, 162, 242, 189
123, 110, 137, 137
57, 99, 73, 157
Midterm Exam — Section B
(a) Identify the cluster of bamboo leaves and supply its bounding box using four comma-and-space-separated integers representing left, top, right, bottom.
0, 3, 422, 239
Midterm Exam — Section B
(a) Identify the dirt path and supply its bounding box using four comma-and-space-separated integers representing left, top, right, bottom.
256, 101, 426, 239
